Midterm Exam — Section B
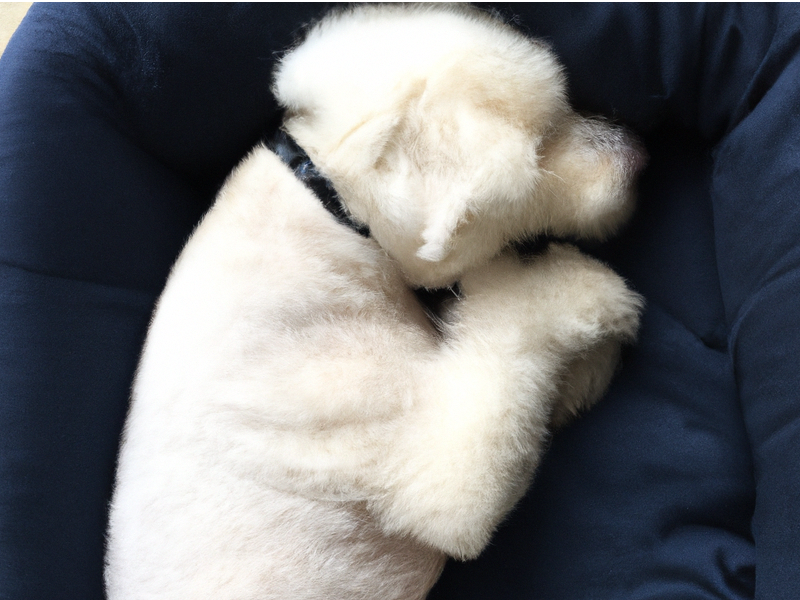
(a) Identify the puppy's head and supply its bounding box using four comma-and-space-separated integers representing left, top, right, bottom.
274, 5, 644, 288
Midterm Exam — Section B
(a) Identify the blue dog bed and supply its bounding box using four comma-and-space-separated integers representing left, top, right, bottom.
1, 4, 798, 599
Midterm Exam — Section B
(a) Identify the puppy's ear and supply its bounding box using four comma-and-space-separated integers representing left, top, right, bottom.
284, 110, 402, 178
332, 113, 403, 174
416, 201, 471, 263
285, 75, 428, 180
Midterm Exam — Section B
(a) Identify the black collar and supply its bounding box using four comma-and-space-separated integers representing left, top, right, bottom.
267, 128, 459, 331
268, 129, 371, 238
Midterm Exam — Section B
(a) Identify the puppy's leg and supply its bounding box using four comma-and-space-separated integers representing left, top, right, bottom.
370, 245, 642, 559
548, 336, 623, 428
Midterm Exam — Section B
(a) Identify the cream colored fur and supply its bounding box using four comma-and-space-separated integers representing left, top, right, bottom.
105, 5, 644, 599
274, 4, 644, 288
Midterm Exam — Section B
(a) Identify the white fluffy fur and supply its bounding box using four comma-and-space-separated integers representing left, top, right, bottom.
105, 5, 644, 599
274, 4, 644, 288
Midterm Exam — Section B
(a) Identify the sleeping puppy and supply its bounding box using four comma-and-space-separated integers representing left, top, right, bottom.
105, 5, 644, 599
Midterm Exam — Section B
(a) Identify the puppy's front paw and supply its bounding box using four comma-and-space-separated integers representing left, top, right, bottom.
538, 244, 643, 345
457, 244, 642, 343
456, 244, 643, 421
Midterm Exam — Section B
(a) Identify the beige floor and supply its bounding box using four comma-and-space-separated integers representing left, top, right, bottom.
0, 2, 32, 58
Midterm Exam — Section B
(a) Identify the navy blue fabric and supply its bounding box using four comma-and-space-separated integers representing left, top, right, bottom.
0, 4, 330, 598
1, 3, 798, 599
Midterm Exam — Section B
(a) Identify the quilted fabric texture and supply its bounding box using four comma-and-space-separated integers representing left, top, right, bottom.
1, 4, 798, 599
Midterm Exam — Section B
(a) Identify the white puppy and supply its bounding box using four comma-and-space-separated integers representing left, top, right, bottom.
105, 5, 644, 600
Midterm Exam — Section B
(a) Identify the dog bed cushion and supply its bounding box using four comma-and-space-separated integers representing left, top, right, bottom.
1, 4, 798, 599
